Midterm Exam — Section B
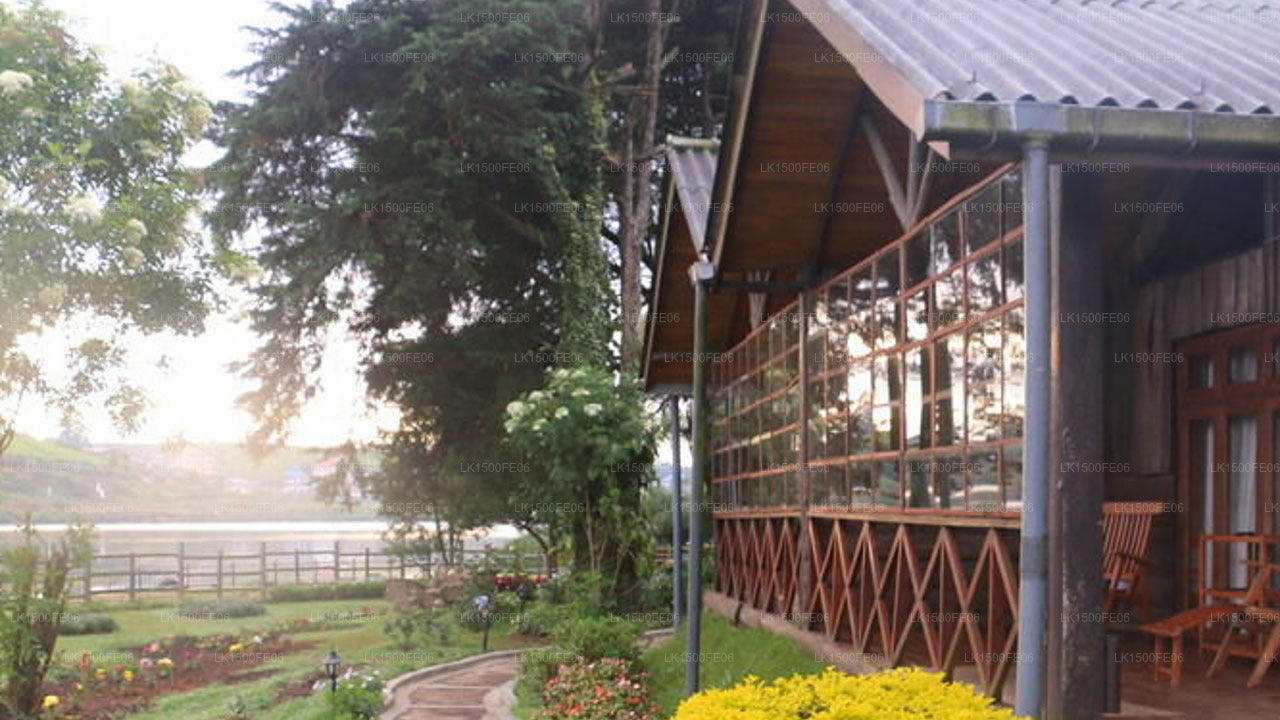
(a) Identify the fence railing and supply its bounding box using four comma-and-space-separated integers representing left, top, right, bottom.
71, 542, 548, 601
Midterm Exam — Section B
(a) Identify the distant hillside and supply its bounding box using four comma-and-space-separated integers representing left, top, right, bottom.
0, 435, 382, 523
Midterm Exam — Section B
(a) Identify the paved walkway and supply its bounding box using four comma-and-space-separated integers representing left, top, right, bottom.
382, 653, 518, 720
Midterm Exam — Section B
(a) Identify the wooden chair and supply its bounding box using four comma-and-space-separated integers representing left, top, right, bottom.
1102, 502, 1160, 619
1207, 562, 1280, 688
1141, 561, 1275, 687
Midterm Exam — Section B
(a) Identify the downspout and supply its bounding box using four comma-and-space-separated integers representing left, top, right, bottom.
685, 259, 715, 696
670, 395, 685, 626
1014, 113, 1058, 720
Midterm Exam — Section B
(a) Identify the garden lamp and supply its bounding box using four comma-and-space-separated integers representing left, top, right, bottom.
323, 648, 341, 692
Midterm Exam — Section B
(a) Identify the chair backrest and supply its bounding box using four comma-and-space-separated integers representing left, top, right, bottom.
1102, 502, 1160, 579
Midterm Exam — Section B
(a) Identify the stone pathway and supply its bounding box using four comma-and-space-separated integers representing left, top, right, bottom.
382, 653, 518, 720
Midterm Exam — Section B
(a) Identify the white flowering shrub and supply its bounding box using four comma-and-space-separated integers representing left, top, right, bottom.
504, 367, 657, 607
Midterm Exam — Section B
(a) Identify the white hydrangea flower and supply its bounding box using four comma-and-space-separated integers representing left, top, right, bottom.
64, 196, 102, 224
571, 388, 589, 398
0, 70, 33, 95
506, 400, 528, 418
554, 407, 569, 419
123, 218, 148, 244
37, 283, 66, 308
531, 419, 547, 432
121, 246, 145, 269
528, 391, 545, 403
584, 403, 603, 417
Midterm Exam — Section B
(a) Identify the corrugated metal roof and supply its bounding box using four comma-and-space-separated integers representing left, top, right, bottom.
666, 138, 718, 252
826, 0, 1280, 115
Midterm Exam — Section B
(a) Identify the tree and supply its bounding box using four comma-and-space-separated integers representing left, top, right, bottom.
0, 3, 217, 455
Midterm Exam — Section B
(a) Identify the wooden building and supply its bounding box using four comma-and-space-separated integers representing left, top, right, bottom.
643, 2, 1280, 719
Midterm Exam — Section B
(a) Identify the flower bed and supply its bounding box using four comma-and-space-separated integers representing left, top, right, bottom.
38, 618, 338, 719
535, 658, 661, 720
673, 667, 1021, 720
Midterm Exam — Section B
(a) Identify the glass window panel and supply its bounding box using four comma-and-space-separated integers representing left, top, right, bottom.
876, 297, 901, 349
935, 333, 965, 446
1001, 169, 1023, 234
934, 269, 963, 329
967, 319, 1002, 444
906, 349, 931, 450
785, 306, 801, 349
875, 354, 903, 405
1189, 354, 1214, 389
849, 462, 874, 510
932, 210, 962, 273
965, 184, 1001, 252
1228, 345, 1258, 384
967, 449, 1000, 512
1002, 444, 1022, 512
936, 453, 965, 510
1003, 239, 1024, 302
874, 404, 899, 452
811, 290, 830, 335
826, 413, 847, 460
906, 232, 930, 288
769, 315, 785, 360
875, 460, 901, 508
967, 251, 1002, 317
806, 334, 825, 376
850, 269, 876, 356
848, 359, 873, 455
825, 371, 846, 410
906, 454, 934, 508
906, 289, 930, 342
807, 380, 824, 458
876, 248, 901, 299
1003, 308, 1026, 438
829, 278, 850, 324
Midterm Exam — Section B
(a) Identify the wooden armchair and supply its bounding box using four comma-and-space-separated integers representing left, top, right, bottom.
1102, 502, 1160, 619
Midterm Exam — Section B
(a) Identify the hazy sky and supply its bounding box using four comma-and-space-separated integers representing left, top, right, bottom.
16, 0, 399, 448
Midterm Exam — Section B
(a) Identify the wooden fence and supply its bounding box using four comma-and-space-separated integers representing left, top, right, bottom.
74, 543, 548, 601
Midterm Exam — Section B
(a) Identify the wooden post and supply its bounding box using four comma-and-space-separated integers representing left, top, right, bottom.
260, 542, 268, 600
217, 551, 224, 599
334, 540, 341, 582
399, 553, 406, 579
177, 542, 186, 600
128, 553, 137, 603
364, 548, 371, 582
1048, 169, 1105, 720
273, 560, 279, 587
795, 293, 813, 626
295, 549, 301, 584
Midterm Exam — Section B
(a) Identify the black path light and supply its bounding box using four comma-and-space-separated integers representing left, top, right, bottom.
323, 648, 341, 692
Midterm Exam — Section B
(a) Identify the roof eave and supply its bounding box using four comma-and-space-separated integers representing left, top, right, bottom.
922, 100, 1280, 160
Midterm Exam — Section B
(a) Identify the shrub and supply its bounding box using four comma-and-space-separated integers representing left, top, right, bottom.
326, 669, 384, 720
174, 600, 265, 620
535, 658, 660, 720
267, 581, 385, 603
515, 603, 574, 638
383, 610, 451, 650
673, 667, 1021, 720
551, 616, 641, 666
58, 613, 118, 636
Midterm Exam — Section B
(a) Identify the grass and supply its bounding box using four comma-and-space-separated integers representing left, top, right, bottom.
642, 612, 825, 716
50, 598, 540, 720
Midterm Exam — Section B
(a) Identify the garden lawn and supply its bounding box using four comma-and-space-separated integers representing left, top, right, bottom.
642, 612, 825, 717
52, 598, 539, 720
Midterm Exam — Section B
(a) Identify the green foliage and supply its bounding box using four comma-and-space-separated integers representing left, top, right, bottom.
383, 610, 451, 651
174, 600, 265, 620
0, 518, 93, 718
515, 603, 574, 638
550, 616, 642, 667
57, 613, 117, 636
324, 670, 385, 720
505, 368, 657, 607
0, 3, 216, 444
266, 581, 385, 604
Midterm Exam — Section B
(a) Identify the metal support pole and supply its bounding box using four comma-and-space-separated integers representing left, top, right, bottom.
1015, 135, 1052, 720
685, 260, 714, 697
670, 395, 685, 627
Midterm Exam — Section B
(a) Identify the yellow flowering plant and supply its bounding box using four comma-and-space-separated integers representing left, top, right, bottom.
674, 668, 1022, 720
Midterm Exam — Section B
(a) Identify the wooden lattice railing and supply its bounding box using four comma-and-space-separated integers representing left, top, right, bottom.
715, 514, 1020, 699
